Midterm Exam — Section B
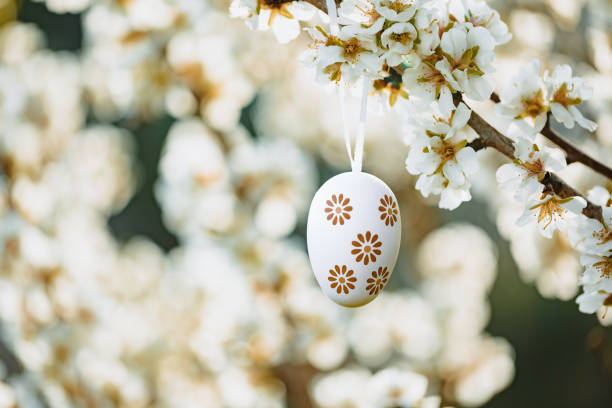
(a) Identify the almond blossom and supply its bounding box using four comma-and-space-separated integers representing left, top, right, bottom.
545, 64, 597, 131
413, 7, 440, 56
495, 137, 566, 203
568, 214, 612, 256
366, 368, 429, 407
453, 0, 512, 45
435, 26, 496, 101
576, 281, 612, 314
574, 252, 612, 316
498, 59, 597, 133
402, 56, 456, 116
406, 103, 479, 210
374, 0, 421, 22
516, 194, 586, 239
580, 253, 612, 285
567, 187, 612, 316
568, 188, 612, 255
304, 25, 383, 84
337, 0, 381, 26
380, 22, 418, 67
229, 0, 316, 44
496, 59, 549, 132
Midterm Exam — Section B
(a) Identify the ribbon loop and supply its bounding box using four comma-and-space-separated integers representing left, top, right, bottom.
326, 0, 369, 173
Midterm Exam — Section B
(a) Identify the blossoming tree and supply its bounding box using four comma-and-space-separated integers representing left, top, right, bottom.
230, 0, 612, 319
1, 0, 611, 407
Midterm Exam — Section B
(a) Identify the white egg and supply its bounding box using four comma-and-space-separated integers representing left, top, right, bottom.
307, 171, 401, 307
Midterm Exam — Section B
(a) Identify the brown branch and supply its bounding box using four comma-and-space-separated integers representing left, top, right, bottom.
490, 93, 612, 181
464, 106, 515, 159
542, 173, 602, 221
455, 94, 603, 221
541, 117, 612, 180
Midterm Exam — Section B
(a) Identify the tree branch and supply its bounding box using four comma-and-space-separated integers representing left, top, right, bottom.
464, 105, 515, 159
457, 94, 603, 221
541, 118, 612, 180
490, 93, 612, 181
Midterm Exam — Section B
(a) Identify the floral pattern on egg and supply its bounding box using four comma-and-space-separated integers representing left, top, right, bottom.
379, 194, 399, 226
307, 172, 401, 307
324, 193, 353, 226
328, 265, 357, 294
366, 266, 389, 296
351, 231, 382, 265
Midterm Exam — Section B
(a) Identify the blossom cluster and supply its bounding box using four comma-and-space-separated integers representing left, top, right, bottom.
273, 0, 509, 211
494, 133, 586, 239
405, 102, 479, 210
570, 188, 612, 316
490, 61, 612, 317
497, 59, 597, 132
302, 0, 509, 113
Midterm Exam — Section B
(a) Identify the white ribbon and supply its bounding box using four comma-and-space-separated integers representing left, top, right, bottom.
325, 0, 369, 173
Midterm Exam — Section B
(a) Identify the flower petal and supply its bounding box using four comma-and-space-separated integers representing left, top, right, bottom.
443, 160, 466, 187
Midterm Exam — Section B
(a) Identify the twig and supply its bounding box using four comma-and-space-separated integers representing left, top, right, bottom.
463, 104, 515, 159
490, 93, 612, 181
541, 118, 612, 180
543, 173, 602, 220
456, 94, 603, 221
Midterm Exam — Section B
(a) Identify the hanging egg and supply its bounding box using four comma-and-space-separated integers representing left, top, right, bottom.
307, 171, 401, 307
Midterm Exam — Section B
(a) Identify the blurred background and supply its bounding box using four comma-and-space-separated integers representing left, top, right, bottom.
0, 0, 612, 407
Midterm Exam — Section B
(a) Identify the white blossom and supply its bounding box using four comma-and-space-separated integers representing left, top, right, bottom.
230, 0, 315, 43
380, 22, 417, 67
516, 195, 586, 239
435, 26, 496, 101
568, 187, 612, 256
580, 253, 612, 286
337, 0, 382, 27
374, 0, 421, 22
406, 103, 479, 210
569, 187, 612, 316
568, 214, 612, 256
0, 381, 16, 408
544, 64, 597, 131
498, 60, 597, 134
496, 137, 566, 203
576, 282, 612, 314
402, 56, 456, 116
453, 0, 512, 45
413, 8, 440, 56
312, 369, 371, 408
305, 25, 383, 84
497, 59, 549, 132
586, 186, 612, 208
0, 4, 523, 407
366, 368, 428, 407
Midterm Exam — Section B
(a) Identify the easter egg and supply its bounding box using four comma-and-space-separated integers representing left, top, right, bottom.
307, 171, 401, 307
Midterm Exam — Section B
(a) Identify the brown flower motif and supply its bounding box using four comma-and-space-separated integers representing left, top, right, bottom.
328, 265, 357, 294
325, 193, 353, 226
366, 266, 389, 296
351, 231, 382, 265
378, 194, 398, 226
